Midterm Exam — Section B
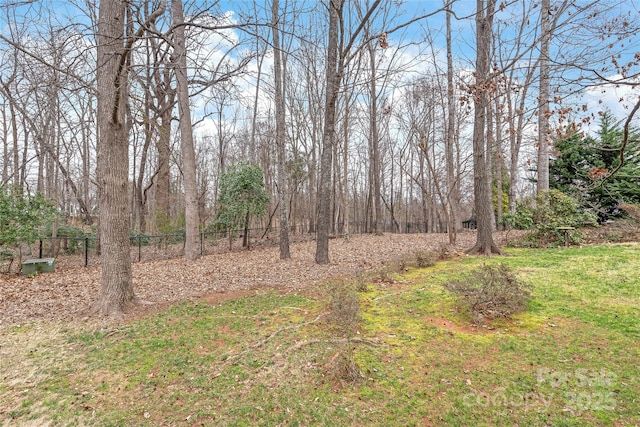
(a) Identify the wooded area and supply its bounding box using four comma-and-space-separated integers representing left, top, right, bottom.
0, 0, 639, 315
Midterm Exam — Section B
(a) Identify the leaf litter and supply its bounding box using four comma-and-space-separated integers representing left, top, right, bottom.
0, 233, 491, 328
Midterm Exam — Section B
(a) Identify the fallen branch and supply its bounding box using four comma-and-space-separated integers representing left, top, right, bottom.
285, 337, 382, 354
212, 311, 329, 378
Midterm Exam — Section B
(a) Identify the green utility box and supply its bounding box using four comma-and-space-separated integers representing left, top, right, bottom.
22, 258, 55, 275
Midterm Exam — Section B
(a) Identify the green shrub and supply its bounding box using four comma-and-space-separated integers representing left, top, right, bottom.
0, 248, 14, 261
443, 263, 533, 324
505, 190, 597, 247
0, 186, 55, 247
130, 230, 151, 246
503, 202, 534, 230
54, 223, 92, 238
215, 162, 270, 234
43, 222, 94, 254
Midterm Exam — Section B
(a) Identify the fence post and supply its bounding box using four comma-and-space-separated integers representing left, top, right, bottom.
138, 235, 142, 262
84, 237, 89, 267
39, 240, 43, 258
200, 231, 204, 255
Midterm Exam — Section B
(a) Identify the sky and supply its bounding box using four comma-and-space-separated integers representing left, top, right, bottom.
0, 0, 638, 195
1, 0, 638, 137
199, 0, 640, 136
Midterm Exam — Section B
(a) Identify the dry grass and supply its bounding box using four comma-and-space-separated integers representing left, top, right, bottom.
620, 202, 640, 221
0, 321, 99, 423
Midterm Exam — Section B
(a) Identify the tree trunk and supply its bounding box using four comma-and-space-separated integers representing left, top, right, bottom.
508, 78, 528, 213
467, 0, 501, 256
445, 7, 459, 243
171, 0, 200, 261
537, 0, 551, 193
155, 95, 173, 228
243, 210, 250, 249
135, 95, 152, 233
308, 107, 317, 235
82, 97, 93, 224
10, 99, 20, 187
95, 0, 134, 316
250, 15, 266, 164
485, 97, 496, 229
1, 105, 7, 184
341, 100, 350, 240
368, 39, 382, 236
494, 95, 504, 230
315, 0, 341, 264
272, 0, 291, 259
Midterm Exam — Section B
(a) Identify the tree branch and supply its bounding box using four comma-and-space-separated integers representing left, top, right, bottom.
112, 0, 167, 123
212, 311, 329, 378
600, 95, 640, 184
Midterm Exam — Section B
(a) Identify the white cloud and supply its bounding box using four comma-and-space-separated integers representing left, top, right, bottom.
581, 75, 640, 132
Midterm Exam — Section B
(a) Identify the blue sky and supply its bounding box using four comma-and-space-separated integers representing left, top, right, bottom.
1, 0, 638, 128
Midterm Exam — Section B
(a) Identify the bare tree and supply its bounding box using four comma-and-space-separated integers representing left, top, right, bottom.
445, 5, 460, 242
495, 8, 538, 213
94, 0, 165, 316
536, 0, 551, 193
336, 49, 366, 240
271, 0, 291, 259
366, 33, 382, 235
467, 0, 501, 255
151, 58, 175, 230
129, 6, 175, 233
315, 0, 342, 264
170, 0, 200, 260
95, 0, 135, 315
316, 0, 389, 263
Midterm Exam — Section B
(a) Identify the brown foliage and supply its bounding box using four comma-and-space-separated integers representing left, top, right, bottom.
620, 202, 640, 221
1, 233, 491, 328
443, 263, 532, 325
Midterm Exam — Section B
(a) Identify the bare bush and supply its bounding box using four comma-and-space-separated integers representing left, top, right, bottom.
443, 263, 532, 324
327, 344, 363, 383
411, 250, 436, 268
325, 281, 361, 337
620, 202, 640, 222
324, 281, 363, 382
372, 263, 400, 284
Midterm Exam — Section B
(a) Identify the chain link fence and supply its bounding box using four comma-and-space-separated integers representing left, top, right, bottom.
5, 221, 431, 270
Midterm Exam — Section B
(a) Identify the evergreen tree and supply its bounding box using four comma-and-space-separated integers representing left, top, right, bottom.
214, 162, 270, 249
550, 112, 640, 221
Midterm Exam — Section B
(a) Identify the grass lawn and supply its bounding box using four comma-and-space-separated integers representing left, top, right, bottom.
1, 243, 638, 426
